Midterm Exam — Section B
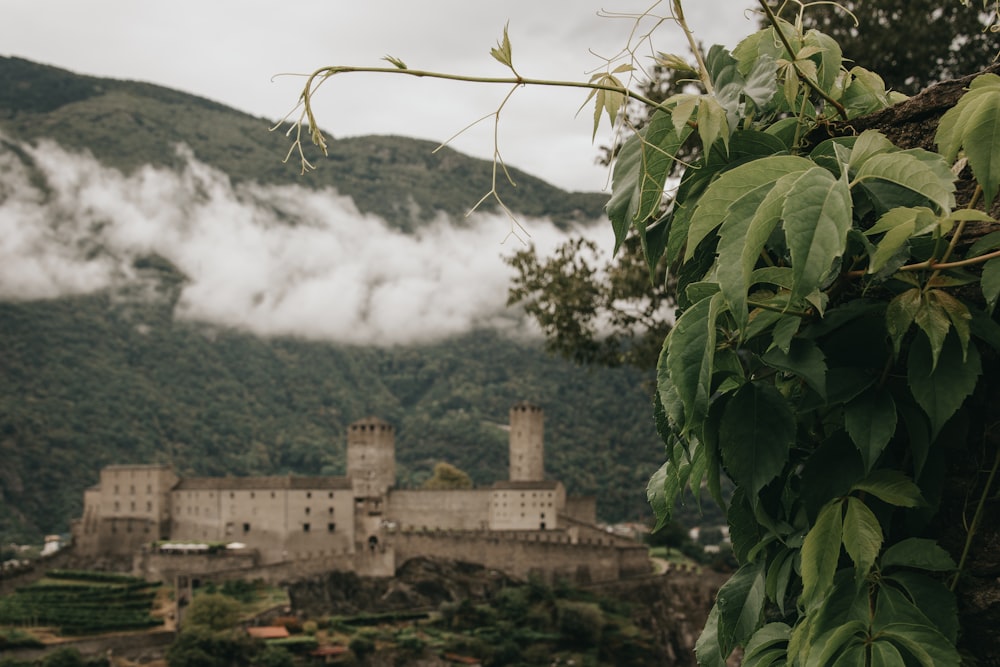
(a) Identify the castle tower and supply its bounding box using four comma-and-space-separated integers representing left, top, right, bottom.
347, 417, 396, 498
509, 401, 544, 482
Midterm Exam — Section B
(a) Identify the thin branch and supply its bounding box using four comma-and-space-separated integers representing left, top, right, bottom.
756, 0, 849, 120
272, 64, 666, 175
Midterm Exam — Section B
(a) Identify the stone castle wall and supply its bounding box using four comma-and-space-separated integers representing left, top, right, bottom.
387, 489, 492, 531
390, 529, 651, 584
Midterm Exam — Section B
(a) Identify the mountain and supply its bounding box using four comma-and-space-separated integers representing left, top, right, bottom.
0, 56, 605, 232
0, 57, 661, 543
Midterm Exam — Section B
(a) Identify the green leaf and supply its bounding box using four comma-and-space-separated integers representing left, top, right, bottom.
765, 549, 795, 614
886, 288, 921, 356
844, 386, 896, 472
782, 166, 853, 303
742, 623, 790, 667
762, 338, 827, 398
841, 66, 892, 117
698, 96, 730, 154
637, 111, 693, 233
717, 173, 797, 328
842, 496, 883, 575
907, 332, 982, 438
694, 604, 726, 667
646, 460, 678, 531
968, 229, 1000, 258
686, 155, 813, 261
913, 291, 952, 371
801, 500, 844, 607
867, 640, 906, 666
929, 290, 971, 360
866, 214, 916, 275
881, 538, 956, 572
719, 382, 795, 499
852, 469, 924, 508
886, 570, 959, 643
606, 131, 645, 248
665, 292, 726, 435
982, 258, 1000, 315
807, 620, 866, 667
853, 150, 956, 214
489, 23, 514, 69
382, 55, 407, 70
879, 623, 960, 666
802, 29, 842, 90
935, 74, 1000, 207
848, 130, 896, 172
716, 560, 767, 656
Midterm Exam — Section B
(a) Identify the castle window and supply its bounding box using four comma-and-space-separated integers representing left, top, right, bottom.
327, 523, 336, 533
230, 492, 234, 499
306, 492, 312, 499
328, 492, 334, 499
130, 501, 136, 511
146, 501, 152, 512
305, 507, 311, 515
114, 485, 119, 495
243, 523, 250, 533
250, 492, 255, 499
130, 485, 135, 494
147, 484, 152, 494
271, 492, 275, 499
328, 507, 334, 516
114, 501, 120, 512
303, 523, 311, 532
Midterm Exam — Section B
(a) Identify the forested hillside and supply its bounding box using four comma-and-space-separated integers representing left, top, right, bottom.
0, 56, 665, 543
0, 290, 659, 541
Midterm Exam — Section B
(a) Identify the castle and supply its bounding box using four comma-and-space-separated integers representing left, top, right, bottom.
72, 403, 650, 584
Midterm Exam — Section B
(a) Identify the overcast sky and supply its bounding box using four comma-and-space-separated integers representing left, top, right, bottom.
1, 0, 757, 193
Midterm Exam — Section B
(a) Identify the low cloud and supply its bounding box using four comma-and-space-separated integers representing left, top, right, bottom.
0, 138, 607, 345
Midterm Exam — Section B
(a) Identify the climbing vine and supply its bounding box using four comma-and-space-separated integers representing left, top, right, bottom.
281, 1, 1000, 664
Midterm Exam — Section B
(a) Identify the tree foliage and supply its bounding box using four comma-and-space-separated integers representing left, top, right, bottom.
796, 0, 999, 95
421, 461, 474, 490
506, 235, 673, 368
183, 593, 243, 632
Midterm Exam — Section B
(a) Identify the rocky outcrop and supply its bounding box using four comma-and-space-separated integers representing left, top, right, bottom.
287, 557, 724, 665
287, 557, 520, 616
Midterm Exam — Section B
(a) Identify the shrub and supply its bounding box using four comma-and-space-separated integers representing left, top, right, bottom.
253, 645, 294, 667
41, 648, 85, 667
556, 601, 603, 648
183, 593, 242, 632
348, 634, 375, 660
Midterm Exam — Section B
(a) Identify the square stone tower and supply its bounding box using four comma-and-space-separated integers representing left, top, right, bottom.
509, 401, 544, 482
346, 417, 396, 498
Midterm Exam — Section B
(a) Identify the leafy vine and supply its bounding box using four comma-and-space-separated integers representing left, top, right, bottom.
279, 1, 1000, 664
